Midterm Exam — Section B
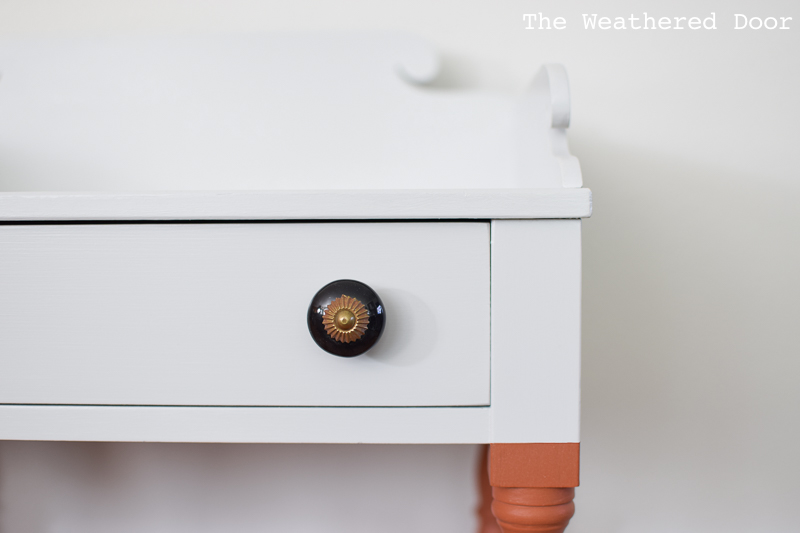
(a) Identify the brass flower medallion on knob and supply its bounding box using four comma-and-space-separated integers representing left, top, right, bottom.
322, 295, 369, 343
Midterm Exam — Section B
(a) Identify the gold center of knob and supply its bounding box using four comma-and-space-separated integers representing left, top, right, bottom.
322, 294, 370, 343
334, 309, 357, 332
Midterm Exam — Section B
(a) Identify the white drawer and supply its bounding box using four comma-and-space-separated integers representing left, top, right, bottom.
0, 222, 490, 407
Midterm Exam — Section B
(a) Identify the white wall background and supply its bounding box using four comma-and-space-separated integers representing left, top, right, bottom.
1, 1, 798, 532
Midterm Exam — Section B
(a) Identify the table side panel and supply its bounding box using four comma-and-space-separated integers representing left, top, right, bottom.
490, 220, 582, 443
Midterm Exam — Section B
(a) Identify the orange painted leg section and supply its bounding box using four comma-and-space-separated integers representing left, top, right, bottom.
491, 487, 575, 533
477, 445, 502, 533
486, 444, 580, 533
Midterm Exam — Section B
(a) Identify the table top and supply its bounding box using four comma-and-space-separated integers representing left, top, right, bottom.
0, 188, 591, 221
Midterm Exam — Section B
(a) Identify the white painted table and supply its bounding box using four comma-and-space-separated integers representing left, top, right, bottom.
0, 33, 590, 533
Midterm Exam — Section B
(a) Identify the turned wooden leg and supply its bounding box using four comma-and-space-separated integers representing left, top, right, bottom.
477, 445, 502, 533
491, 487, 575, 533
486, 443, 580, 533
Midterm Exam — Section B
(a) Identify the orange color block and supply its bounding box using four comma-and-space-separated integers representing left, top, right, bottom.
489, 443, 580, 488
481, 444, 580, 533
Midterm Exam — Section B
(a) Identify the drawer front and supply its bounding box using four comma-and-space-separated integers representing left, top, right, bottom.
0, 222, 489, 406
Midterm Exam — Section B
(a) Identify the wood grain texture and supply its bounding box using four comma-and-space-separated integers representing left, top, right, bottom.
0, 189, 592, 222
0, 222, 489, 407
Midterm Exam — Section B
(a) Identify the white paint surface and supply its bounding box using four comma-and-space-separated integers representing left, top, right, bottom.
0, 188, 592, 221
0, 1, 798, 532
490, 220, 582, 443
0, 33, 577, 191
0, 222, 490, 407
0, 221, 585, 445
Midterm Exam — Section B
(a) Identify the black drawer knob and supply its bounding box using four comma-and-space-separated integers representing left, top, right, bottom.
307, 279, 386, 357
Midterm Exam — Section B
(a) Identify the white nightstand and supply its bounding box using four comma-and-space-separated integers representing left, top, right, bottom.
0, 33, 591, 533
